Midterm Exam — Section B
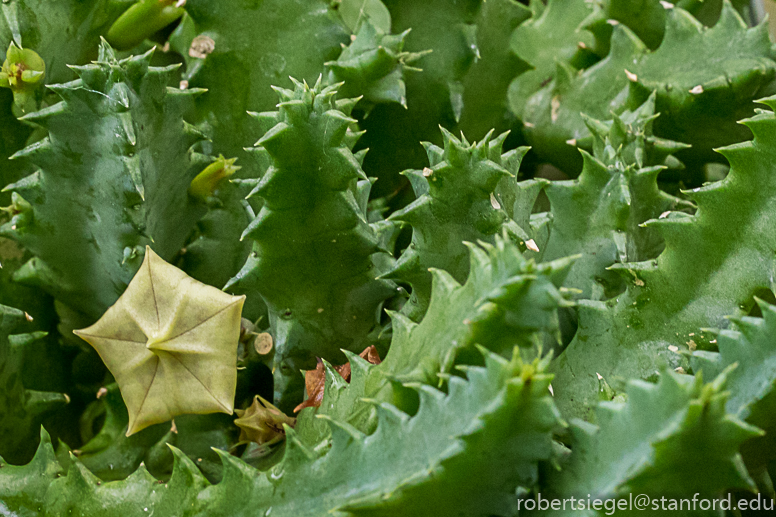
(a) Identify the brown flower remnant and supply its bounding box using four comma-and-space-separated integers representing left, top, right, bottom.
293, 346, 382, 413
234, 395, 296, 445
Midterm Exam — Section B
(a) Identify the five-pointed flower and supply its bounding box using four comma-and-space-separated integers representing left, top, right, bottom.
75, 247, 246, 436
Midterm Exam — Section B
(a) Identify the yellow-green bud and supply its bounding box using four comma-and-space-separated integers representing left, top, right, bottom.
189, 154, 241, 201
0, 42, 45, 112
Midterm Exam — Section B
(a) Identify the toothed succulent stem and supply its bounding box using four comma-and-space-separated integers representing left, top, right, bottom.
378, 235, 575, 388
1, 41, 209, 321
545, 370, 760, 502
553, 95, 776, 419
326, 21, 423, 113
519, 2, 776, 172
539, 95, 692, 300
387, 128, 531, 321
228, 77, 395, 410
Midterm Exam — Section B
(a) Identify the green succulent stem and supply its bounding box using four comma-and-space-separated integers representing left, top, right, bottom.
0, 41, 209, 321
227, 78, 395, 410
552, 95, 776, 420
386, 128, 532, 320
542, 369, 760, 512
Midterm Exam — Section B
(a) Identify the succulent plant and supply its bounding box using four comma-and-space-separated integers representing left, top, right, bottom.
4, 0, 776, 514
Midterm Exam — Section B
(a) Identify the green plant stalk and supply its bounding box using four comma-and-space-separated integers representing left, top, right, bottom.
106, 0, 185, 51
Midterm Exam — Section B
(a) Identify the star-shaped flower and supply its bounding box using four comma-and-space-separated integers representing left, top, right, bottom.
75, 247, 245, 436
